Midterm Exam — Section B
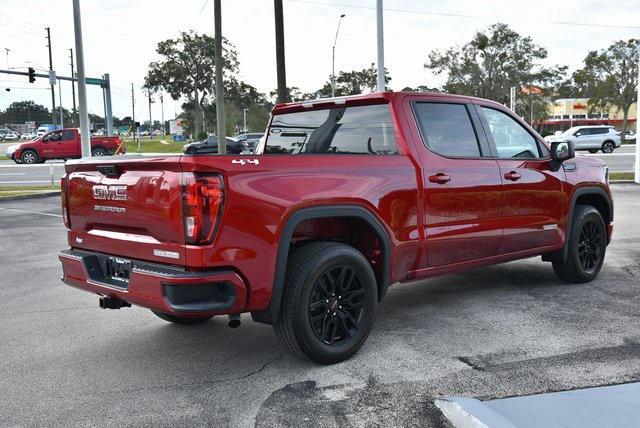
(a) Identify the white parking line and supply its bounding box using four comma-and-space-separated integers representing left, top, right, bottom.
0, 180, 60, 184
0, 173, 27, 176
578, 153, 634, 157
0, 206, 62, 218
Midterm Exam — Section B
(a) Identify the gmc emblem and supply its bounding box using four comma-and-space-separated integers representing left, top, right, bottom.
92, 185, 127, 201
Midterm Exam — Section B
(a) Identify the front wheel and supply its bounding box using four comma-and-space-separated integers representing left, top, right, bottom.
20, 150, 38, 164
552, 205, 606, 283
274, 242, 377, 364
152, 310, 213, 325
601, 141, 615, 153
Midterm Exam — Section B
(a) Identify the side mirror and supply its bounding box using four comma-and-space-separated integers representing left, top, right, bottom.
550, 140, 575, 163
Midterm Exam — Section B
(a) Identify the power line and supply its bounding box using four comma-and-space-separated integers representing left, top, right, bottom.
286, 0, 640, 30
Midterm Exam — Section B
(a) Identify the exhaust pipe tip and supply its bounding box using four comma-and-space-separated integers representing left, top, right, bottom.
227, 314, 241, 328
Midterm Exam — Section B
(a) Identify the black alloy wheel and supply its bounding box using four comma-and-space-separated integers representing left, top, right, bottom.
577, 220, 605, 274
308, 265, 366, 345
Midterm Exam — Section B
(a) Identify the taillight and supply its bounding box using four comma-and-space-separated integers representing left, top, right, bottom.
182, 173, 224, 244
60, 174, 71, 229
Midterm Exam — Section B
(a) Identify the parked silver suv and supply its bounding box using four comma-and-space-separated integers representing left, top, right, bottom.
544, 126, 622, 153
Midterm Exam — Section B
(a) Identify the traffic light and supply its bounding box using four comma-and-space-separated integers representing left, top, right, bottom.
28, 67, 35, 83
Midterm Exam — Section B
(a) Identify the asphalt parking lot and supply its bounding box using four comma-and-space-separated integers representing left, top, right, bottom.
1, 185, 639, 426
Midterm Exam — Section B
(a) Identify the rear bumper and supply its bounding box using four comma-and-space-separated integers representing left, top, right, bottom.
59, 249, 246, 316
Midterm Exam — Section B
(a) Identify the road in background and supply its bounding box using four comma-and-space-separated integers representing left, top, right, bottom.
0, 185, 639, 425
578, 144, 636, 173
0, 161, 65, 186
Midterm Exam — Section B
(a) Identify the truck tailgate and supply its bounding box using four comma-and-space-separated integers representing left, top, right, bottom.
64, 155, 187, 265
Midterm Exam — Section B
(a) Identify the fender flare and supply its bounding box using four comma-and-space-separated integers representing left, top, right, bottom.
252, 205, 392, 325
559, 187, 613, 262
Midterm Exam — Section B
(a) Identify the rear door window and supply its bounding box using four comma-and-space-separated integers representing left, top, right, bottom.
265, 104, 397, 154
413, 102, 481, 157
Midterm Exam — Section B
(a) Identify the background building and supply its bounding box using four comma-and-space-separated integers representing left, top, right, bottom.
538, 98, 637, 135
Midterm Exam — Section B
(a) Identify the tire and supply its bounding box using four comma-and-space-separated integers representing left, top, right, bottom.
151, 310, 213, 325
20, 150, 38, 164
588, 149, 598, 154
553, 205, 607, 283
601, 141, 615, 153
274, 241, 377, 364
92, 148, 107, 157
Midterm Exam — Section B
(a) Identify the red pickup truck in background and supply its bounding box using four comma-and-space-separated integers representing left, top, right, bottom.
58, 92, 613, 364
9, 128, 123, 164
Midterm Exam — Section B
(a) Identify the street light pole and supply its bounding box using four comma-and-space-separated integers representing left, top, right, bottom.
243, 108, 248, 132
214, 0, 226, 154
635, 43, 640, 184
72, 0, 91, 158
331, 14, 345, 98
376, 0, 385, 92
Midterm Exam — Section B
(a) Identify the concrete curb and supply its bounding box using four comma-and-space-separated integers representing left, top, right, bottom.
0, 191, 61, 202
610, 180, 637, 184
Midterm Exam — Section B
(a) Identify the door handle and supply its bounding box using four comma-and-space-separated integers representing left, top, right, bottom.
428, 173, 451, 184
504, 171, 521, 181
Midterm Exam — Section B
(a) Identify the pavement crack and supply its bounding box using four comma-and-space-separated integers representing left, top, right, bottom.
456, 356, 485, 371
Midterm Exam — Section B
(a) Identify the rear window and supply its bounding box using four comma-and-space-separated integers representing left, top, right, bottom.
265, 104, 397, 154
413, 102, 481, 157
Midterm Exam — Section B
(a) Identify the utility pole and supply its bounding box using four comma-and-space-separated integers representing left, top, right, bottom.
72, 1, 90, 157
331, 14, 346, 97
160, 94, 165, 135
147, 89, 153, 135
376, 0, 385, 92
214, 0, 226, 154
274, 0, 288, 103
132, 83, 139, 152
103, 74, 113, 136
510, 86, 516, 112
635, 43, 640, 184
69, 48, 76, 126
46, 27, 56, 125
243, 108, 248, 132
58, 78, 63, 127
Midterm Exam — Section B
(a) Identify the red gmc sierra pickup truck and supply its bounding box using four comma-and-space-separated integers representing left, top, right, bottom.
58, 92, 613, 364
10, 128, 123, 164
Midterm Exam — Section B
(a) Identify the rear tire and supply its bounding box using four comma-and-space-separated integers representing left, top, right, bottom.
601, 141, 615, 153
274, 242, 377, 364
588, 149, 598, 154
552, 205, 606, 283
92, 148, 107, 157
152, 310, 213, 325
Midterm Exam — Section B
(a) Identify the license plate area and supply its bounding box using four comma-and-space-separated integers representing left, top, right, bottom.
104, 257, 133, 284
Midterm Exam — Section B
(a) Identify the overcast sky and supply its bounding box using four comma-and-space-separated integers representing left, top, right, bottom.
1, 0, 639, 121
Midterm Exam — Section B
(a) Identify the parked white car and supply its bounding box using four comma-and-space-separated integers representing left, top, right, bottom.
1, 133, 19, 141
544, 126, 622, 154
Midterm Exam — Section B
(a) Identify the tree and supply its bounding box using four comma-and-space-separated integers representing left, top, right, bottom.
0, 101, 50, 124
572, 39, 638, 137
144, 31, 239, 138
425, 23, 566, 109
318, 63, 391, 97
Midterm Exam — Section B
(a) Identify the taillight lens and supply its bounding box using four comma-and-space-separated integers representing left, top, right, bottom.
61, 174, 71, 229
182, 173, 224, 244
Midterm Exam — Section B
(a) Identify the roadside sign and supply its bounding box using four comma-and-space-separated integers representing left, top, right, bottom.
85, 77, 105, 86
48, 70, 56, 85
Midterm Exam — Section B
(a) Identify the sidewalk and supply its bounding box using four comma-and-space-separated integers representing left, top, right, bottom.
436, 382, 640, 428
